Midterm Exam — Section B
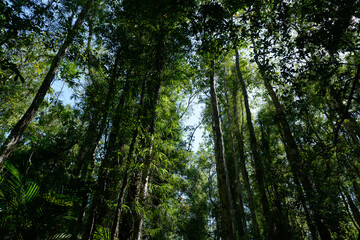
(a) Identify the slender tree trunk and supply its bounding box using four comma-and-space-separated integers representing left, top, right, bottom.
235, 48, 274, 239
119, 83, 161, 240
207, 168, 221, 240
71, 192, 91, 240
70, 124, 102, 240
81, 48, 123, 240
333, 64, 360, 145
259, 120, 293, 239
85, 84, 131, 239
231, 81, 260, 238
133, 137, 154, 240
209, 58, 236, 240
111, 66, 149, 239
116, 48, 163, 239
223, 75, 248, 240
255, 56, 331, 239
328, 84, 360, 155
119, 134, 155, 240
71, 80, 115, 240
110, 174, 129, 240
101, 78, 133, 212
343, 190, 360, 229
120, 167, 142, 240
0, 0, 94, 168
120, 37, 165, 240
110, 118, 141, 240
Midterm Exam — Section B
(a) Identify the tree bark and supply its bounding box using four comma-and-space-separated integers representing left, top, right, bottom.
81, 48, 123, 240
127, 37, 165, 240
344, 190, 360, 230
235, 47, 274, 239
223, 75, 248, 240
209, 58, 236, 240
132, 137, 154, 240
70, 121, 103, 240
259, 119, 292, 239
110, 119, 141, 240
110, 173, 129, 240
0, 0, 94, 168
255, 56, 331, 240
231, 80, 260, 238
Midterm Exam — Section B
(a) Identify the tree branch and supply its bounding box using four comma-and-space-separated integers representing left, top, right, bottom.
334, 63, 360, 145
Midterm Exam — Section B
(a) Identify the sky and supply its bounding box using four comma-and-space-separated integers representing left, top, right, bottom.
183, 98, 205, 152
51, 80, 77, 106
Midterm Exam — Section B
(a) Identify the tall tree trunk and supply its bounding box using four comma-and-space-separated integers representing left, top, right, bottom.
223, 75, 248, 240
70, 30, 120, 239
209, 58, 236, 240
117, 43, 164, 240
81, 48, 123, 240
255, 57, 331, 239
109, 65, 150, 239
71, 191, 92, 240
125, 37, 165, 240
259, 120, 292, 239
110, 122, 141, 240
0, 0, 94, 168
110, 78, 151, 239
119, 134, 155, 240
100, 77, 133, 215
343, 190, 360, 230
84, 82, 131, 239
119, 166, 142, 240
234, 47, 274, 239
231, 80, 260, 238
70, 118, 104, 240
132, 136, 154, 240
110, 174, 128, 240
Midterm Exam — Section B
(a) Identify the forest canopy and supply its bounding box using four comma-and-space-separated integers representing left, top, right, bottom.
1, 0, 360, 239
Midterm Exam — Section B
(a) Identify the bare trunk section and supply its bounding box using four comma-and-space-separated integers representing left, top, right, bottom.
110, 176, 128, 240
70, 118, 104, 240
209, 59, 236, 240
110, 119, 142, 240
132, 136, 154, 240
254, 54, 331, 239
119, 135, 154, 240
125, 38, 165, 240
259, 120, 292, 239
0, 0, 94, 168
343, 190, 360, 230
235, 48, 274, 239
223, 76, 248, 240
80, 49, 123, 240
262, 77, 319, 239
231, 80, 260, 238
110, 66, 150, 239
71, 191, 92, 240
120, 168, 142, 240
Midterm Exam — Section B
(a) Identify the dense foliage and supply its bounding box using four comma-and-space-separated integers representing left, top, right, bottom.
1, 0, 360, 239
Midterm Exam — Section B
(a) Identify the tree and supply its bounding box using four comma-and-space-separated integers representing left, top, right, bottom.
1, 1, 360, 239
0, 0, 95, 167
